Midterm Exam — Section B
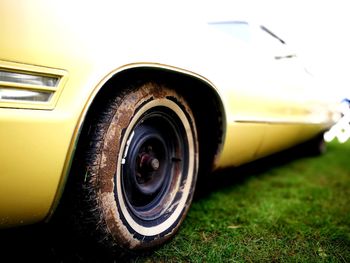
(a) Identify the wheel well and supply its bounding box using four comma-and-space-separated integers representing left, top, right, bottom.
82, 67, 225, 179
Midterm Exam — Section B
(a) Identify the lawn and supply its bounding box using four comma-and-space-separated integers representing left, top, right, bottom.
138, 140, 350, 262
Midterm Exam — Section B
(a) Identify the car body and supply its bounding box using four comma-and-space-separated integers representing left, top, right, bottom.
0, 0, 338, 252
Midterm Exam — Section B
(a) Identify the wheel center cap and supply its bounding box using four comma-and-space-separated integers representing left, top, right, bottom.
135, 152, 164, 195
149, 158, 160, 171
139, 153, 160, 172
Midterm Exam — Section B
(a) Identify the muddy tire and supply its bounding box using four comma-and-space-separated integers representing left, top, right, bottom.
69, 82, 198, 252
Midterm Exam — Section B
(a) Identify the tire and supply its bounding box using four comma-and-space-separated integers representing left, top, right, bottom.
71, 82, 198, 252
304, 133, 327, 156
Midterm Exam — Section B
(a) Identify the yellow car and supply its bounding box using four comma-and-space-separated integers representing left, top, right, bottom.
0, 1, 338, 252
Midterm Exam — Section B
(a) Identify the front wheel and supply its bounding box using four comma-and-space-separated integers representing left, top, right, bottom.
71, 83, 198, 251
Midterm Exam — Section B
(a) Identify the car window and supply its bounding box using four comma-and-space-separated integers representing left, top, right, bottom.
208, 21, 251, 43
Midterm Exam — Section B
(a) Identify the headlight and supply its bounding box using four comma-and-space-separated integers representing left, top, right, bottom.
0, 61, 67, 109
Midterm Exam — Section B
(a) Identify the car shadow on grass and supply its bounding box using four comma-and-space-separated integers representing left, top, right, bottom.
0, 222, 141, 262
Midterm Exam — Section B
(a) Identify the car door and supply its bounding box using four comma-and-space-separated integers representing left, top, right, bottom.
250, 24, 317, 156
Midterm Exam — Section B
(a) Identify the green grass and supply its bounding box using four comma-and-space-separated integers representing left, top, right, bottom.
138, 141, 350, 262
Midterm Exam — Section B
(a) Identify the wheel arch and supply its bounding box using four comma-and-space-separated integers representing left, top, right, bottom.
50, 64, 226, 219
